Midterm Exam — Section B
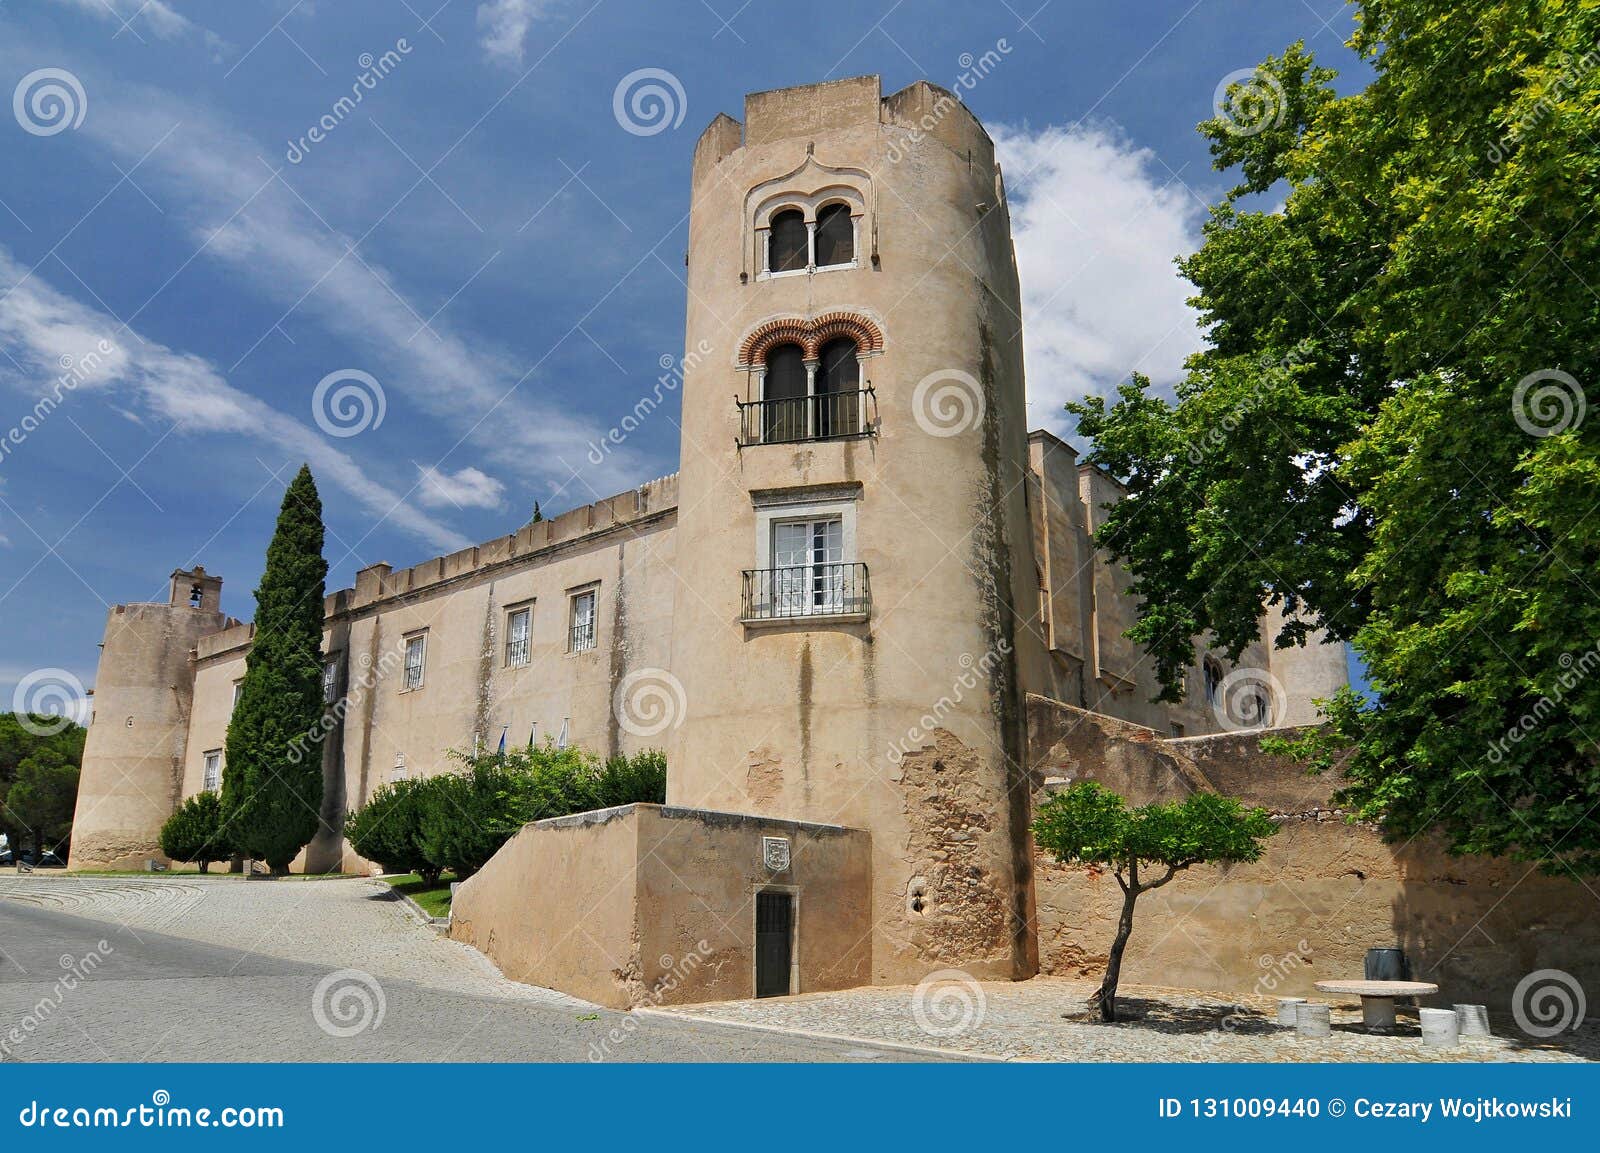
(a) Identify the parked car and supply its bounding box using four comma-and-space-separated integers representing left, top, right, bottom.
13, 849, 65, 868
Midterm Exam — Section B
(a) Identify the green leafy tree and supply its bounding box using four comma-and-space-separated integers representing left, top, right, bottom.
159, 791, 228, 872
221, 465, 329, 874
1032, 782, 1276, 1021
530, 501, 543, 523
0, 715, 85, 859
1068, 3, 1600, 872
4, 758, 80, 860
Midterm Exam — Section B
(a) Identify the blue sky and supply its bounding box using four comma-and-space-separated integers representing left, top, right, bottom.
0, 0, 1366, 709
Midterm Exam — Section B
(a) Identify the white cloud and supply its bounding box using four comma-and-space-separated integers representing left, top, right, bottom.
46, 0, 233, 58
415, 464, 506, 510
992, 122, 1208, 433
476, 0, 554, 66
0, 246, 471, 553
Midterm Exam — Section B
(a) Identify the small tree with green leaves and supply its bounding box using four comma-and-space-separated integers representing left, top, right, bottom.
1032, 781, 1278, 1021
159, 791, 227, 873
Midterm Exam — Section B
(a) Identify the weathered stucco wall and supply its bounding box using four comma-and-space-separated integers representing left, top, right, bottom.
171, 479, 678, 872
449, 804, 871, 1008
1025, 695, 1600, 1009
70, 571, 234, 871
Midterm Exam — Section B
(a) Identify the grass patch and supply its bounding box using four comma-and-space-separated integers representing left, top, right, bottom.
383, 872, 457, 918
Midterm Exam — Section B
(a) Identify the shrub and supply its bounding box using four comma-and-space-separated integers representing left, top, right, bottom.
344, 778, 438, 885
343, 742, 670, 880
159, 791, 229, 873
596, 750, 667, 807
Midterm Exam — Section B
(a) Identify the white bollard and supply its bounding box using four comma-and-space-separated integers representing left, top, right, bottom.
1295, 1002, 1331, 1038
1277, 997, 1307, 1026
1455, 1004, 1492, 1037
1420, 1007, 1459, 1047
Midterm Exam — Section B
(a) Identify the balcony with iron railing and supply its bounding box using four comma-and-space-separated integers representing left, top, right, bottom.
741, 562, 871, 625
736, 388, 876, 447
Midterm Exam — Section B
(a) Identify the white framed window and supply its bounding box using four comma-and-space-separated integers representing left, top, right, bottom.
202, 750, 222, 793
568, 589, 597, 653
402, 632, 427, 690
322, 657, 340, 703
392, 752, 407, 781
505, 605, 532, 667
231, 680, 243, 714
771, 517, 844, 616
556, 717, 570, 750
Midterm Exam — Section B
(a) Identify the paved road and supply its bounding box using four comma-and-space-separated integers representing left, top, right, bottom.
0, 887, 941, 1062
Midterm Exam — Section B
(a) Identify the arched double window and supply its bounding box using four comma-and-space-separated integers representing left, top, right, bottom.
758, 338, 864, 443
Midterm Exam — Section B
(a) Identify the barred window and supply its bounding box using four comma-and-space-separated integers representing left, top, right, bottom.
202, 750, 222, 793
403, 633, 427, 690
568, 591, 596, 653
506, 607, 532, 667
322, 658, 340, 703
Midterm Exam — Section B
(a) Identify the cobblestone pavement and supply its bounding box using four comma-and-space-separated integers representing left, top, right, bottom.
652, 976, 1600, 1063
0, 875, 942, 1062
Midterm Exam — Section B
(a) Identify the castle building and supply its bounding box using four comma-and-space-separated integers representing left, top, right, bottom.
71, 78, 1364, 1004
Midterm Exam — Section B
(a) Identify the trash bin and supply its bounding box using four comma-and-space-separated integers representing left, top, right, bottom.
1364, 947, 1407, 982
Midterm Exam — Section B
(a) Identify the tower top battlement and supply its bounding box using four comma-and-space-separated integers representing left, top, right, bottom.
693, 75, 995, 183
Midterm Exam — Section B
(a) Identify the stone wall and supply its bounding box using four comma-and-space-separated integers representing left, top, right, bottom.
449, 804, 872, 1008
1025, 694, 1600, 1010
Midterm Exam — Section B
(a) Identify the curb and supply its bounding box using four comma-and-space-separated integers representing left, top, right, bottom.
632, 1006, 1014, 1062
375, 881, 450, 931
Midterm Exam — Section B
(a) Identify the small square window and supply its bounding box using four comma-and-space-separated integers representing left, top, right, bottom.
568, 590, 597, 653
505, 606, 532, 667
402, 633, 427, 690
202, 750, 222, 793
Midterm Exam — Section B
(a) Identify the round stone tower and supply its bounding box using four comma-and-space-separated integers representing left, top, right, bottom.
666, 77, 1046, 984
69, 567, 231, 870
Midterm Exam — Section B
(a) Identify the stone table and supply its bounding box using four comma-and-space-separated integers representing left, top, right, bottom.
1314, 979, 1439, 1030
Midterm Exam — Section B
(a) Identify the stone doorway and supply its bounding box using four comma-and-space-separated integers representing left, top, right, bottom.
755, 889, 793, 997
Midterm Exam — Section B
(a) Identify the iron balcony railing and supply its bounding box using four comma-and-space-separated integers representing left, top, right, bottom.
568, 619, 596, 652
741, 562, 871, 622
736, 388, 876, 447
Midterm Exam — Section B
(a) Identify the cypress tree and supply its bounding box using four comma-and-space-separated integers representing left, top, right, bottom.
221, 465, 329, 874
